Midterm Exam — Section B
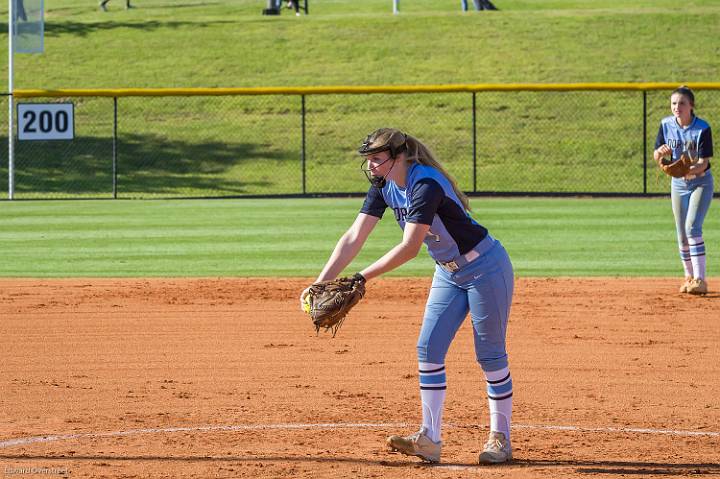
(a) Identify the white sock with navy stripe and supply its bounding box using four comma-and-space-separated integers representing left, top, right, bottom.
484, 366, 513, 440
679, 242, 694, 278
418, 362, 446, 443
689, 236, 706, 280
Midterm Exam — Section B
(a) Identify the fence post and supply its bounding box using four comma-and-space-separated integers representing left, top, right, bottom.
472, 92, 477, 193
8, 0, 14, 200
7, 92, 13, 200
642, 90, 647, 195
112, 96, 118, 199
301, 94, 306, 195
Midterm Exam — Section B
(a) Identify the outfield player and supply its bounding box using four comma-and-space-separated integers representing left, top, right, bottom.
653, 86, 714, 294
300, 128, 515, 463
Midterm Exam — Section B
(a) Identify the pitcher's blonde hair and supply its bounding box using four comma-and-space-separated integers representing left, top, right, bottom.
361, 128, 471, 211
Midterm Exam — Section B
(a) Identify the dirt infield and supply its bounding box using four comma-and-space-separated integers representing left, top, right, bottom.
1, 277, 718, 478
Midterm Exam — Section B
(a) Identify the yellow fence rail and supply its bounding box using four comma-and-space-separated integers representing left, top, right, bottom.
14, 82, 720, 98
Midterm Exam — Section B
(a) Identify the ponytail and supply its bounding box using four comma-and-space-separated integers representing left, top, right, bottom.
404, 135, 471, 212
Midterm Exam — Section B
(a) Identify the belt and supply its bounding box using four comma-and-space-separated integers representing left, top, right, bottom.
437, 234, 496, 273
685, 171, 706, 180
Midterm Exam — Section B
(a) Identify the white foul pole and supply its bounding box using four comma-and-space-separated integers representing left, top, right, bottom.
8, 0, 14, 199
393, 0, 398, 14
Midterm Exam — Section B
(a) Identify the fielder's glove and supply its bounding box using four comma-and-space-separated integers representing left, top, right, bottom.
658, 151, 694, 178
302, 273, 366, 337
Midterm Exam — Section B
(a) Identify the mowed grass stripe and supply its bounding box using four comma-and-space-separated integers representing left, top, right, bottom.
0, 197, 716, 277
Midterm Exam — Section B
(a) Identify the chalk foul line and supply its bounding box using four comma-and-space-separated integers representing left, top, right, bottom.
0, 422, 717, 450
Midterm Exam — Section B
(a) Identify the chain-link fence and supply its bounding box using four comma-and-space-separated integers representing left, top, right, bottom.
4, 84, 719, 199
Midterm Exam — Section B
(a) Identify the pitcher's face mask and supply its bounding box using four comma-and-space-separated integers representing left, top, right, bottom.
360, 154, 394, 189
357, 133, 407, 189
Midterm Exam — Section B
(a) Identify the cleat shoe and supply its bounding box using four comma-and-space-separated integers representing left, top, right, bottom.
99, 1, 108, 10
687, 278, 708, 295
386, 427, 441, 463
680, 276, 693, 293
479, 431, 512, 464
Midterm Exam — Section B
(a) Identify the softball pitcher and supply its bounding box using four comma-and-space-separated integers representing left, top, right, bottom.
653, 86, 714, 294
300, 128, 515, 464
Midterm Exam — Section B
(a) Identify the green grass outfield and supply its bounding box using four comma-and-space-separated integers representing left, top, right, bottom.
0, 197, 716, 277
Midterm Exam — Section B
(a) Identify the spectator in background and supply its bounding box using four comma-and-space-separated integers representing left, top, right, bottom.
99, 0, 134, 11
462, 0, 499, 11
286, 0, 301, 16
16, 0, 27, 21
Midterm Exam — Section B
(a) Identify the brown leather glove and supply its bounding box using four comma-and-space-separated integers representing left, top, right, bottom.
658, 151, 694, 178
303, 273, 366, 337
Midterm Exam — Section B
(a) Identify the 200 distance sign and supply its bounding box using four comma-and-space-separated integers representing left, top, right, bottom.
17, 103, 75, 141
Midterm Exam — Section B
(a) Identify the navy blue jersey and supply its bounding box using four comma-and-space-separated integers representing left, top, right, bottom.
360, 163, 488, 263
655, 115, 713, 170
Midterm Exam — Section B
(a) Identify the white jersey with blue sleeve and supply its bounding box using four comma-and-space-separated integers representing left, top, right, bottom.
359, 163, 488, 263
655, 115, 714, 169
